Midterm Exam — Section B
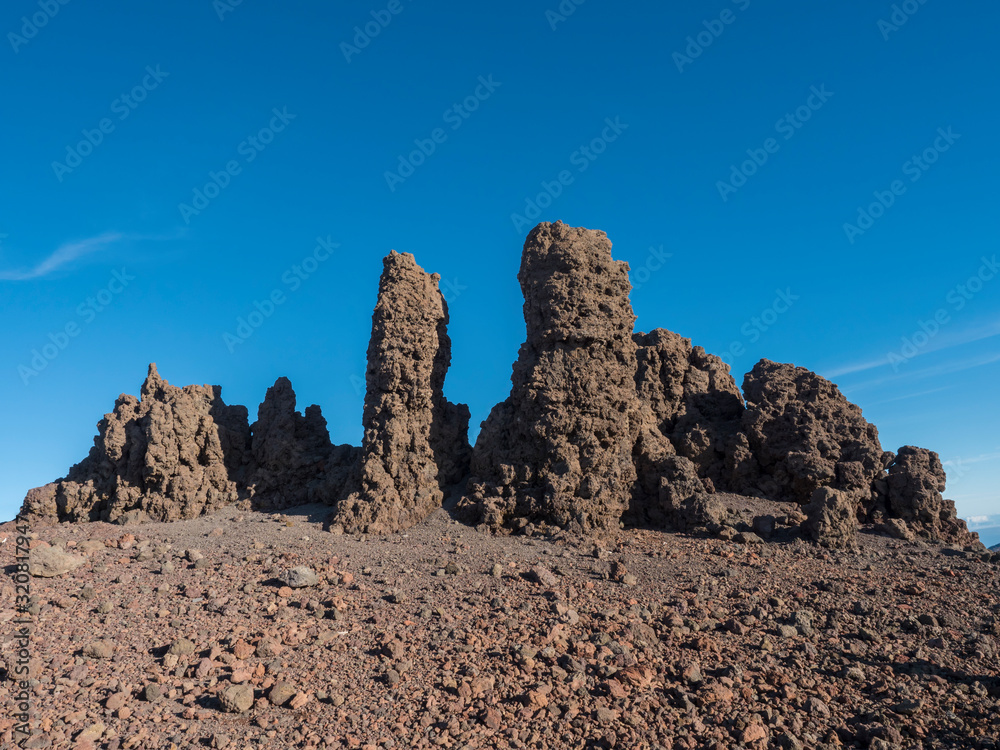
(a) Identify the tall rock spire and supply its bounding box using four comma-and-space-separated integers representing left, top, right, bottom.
460, 221, 639, 533
331, 250, 471, 534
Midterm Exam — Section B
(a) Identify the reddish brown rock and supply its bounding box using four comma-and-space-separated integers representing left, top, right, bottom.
247, 377, 357, 509
629, 454, 728, 532
803, 487, 858, 549
332, 250, 470, 534
735, 360, 883, 506
884, 446, 978, 544
460, 222, 638, 532
21, 364, 251, 523
632, 328, 744, 493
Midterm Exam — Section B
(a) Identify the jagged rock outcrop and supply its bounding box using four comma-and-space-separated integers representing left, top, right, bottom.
803, 487, 858, 549
21, 224, 978, 550
21, 364, 251, 523
460, 222, 638, 533
628, 454, 729, 532
734, 360, 884, 508
331, 251, 471, 534
882, 446, 978, 544
247, 377, 353, 510
632, 329, 744, 492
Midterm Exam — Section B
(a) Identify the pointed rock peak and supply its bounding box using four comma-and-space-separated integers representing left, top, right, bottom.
270, 376, 294, 395
141, 363, 164, 399
259, 377, 297, 416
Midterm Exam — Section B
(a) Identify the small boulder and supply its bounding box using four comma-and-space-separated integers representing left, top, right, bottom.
880, 517, 915, 541
168, 638, 197, 656
268, 681, 296, 707
82, 641, 115, 659
29, 546, 85, 578
803, 487, 857, 549
283, 566, 319, 588
219, 684, 255, 714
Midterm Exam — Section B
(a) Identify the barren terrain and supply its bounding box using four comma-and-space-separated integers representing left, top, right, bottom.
3, 500, 998, 750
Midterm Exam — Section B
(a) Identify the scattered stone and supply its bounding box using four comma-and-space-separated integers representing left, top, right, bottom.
219, 684, 255, 714
531, 565, 559, 588
268, 681, 296, 707
283, 566, 319, 588
28, 545, 85, 578
82, 641, 114, 659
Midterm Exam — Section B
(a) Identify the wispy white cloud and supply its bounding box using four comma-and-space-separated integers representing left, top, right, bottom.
842, 350, 1000, 395
863, 385, 953, 406
945, 450, 1000, 468
824, 318, 1000, 380
966, 513, 1000, 529
0, 232, 124, 281
824, 356, 891, 379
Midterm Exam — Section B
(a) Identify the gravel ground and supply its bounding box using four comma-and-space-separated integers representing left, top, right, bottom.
1, 499, 998, 750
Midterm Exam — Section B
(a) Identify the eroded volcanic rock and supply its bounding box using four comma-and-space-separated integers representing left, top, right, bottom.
632, 329, 744, 491
883, 445, 977, 544
247, 377, 348, 510
461, 221, 638, 533
21, 364, 251, 523
803, 487, 858, 549
735, 359, 884, 508
332, 250, 471, 534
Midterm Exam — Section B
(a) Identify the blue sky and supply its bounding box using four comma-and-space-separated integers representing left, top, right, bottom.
2, 0, 997, 541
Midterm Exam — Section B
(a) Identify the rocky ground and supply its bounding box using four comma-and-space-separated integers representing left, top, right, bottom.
2, 500, 998, 750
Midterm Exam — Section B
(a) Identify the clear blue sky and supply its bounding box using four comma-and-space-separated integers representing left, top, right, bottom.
2, 1, 997, 539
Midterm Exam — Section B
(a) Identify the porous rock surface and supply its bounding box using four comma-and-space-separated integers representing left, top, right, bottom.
17, 223, 983, 555
632, 328, 744, 491
28, 545, 86, 577
332, 250, 471, 534
735, 360, 884, 507
461, 222, 639, 533
803, 487, 858, 549
247, 377, 346, 510
21, 364, 251, 524
883, 446, 977, 544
